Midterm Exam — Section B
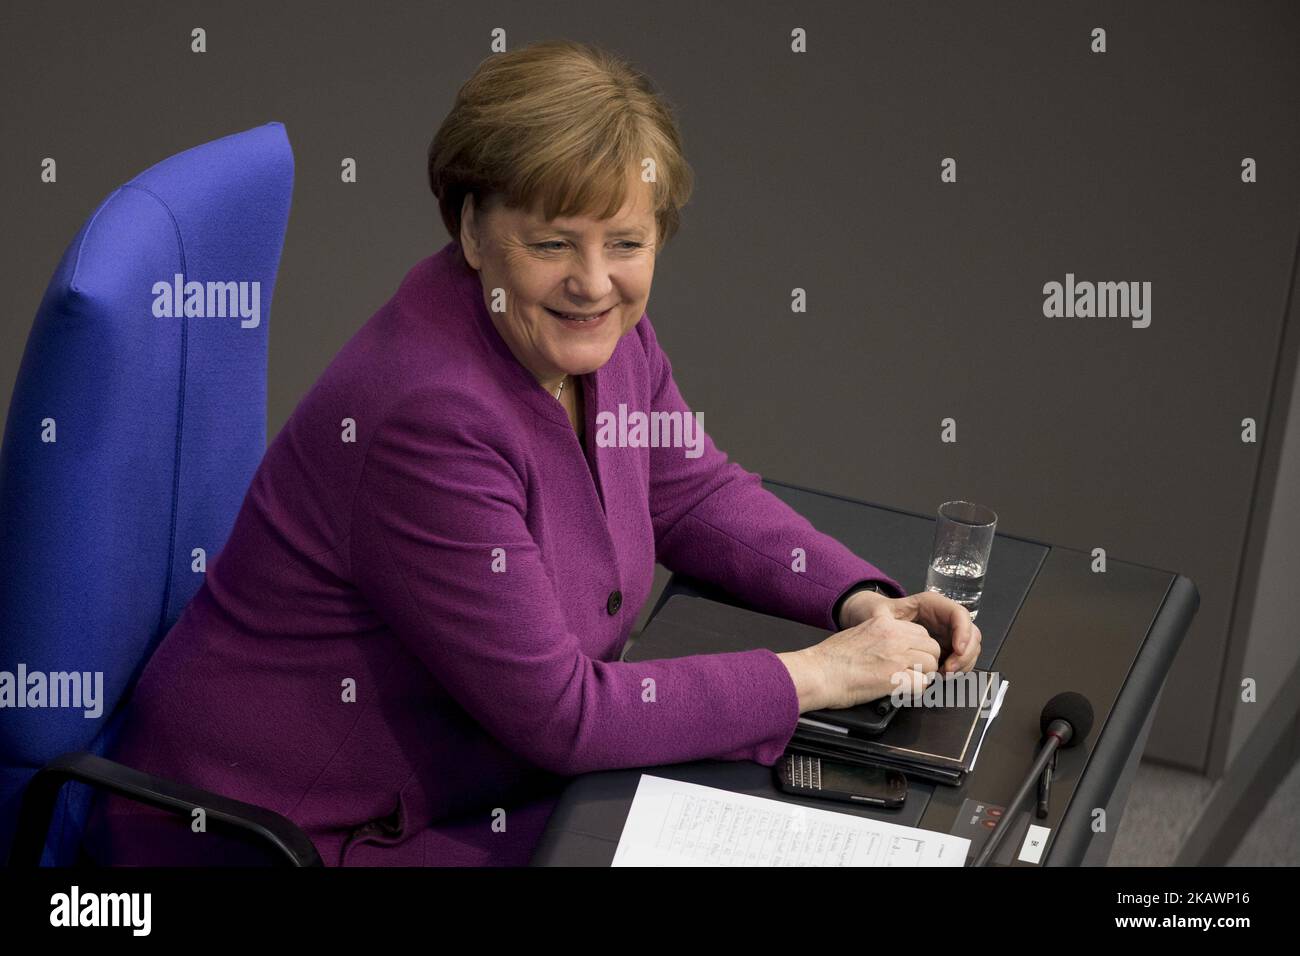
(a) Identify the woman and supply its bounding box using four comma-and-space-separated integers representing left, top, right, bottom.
88, 39, 980, 867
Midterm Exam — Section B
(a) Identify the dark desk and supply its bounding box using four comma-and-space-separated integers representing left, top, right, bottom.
531, 479, 1199, 866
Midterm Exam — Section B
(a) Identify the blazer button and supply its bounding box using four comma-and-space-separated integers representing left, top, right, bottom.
606, 590, 623, 615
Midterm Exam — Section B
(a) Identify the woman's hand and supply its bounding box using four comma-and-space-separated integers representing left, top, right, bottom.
778, 590, 983, 713
841, 589, 982, 675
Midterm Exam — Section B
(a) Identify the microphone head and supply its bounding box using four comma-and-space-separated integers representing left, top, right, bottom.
1041, 692, 1094, 747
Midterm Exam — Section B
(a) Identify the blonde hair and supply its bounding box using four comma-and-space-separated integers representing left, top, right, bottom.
428, 39, 694, 251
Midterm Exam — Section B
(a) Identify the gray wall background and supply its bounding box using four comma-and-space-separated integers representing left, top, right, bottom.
3, 0, 1298, 773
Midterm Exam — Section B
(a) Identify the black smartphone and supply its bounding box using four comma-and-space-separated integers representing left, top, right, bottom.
775, 751, 907, 808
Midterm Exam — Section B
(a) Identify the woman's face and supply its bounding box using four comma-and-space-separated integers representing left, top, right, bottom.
459, 182, 657, 388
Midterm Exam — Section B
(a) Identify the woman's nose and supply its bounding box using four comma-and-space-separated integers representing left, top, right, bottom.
565, 255, 615, 301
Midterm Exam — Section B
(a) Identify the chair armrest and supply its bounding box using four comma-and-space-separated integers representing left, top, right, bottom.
9, 751, 323, 867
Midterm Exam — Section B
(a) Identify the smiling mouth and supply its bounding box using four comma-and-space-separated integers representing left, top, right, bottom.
545, 306, 612, 322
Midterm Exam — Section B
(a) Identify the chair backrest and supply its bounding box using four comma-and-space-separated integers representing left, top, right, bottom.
0, 122, 294, 863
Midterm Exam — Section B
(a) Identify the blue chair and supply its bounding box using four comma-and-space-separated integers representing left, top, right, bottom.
0, 122, 318, 865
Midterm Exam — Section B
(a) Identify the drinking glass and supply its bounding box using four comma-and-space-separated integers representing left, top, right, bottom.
924, 500, 997, 620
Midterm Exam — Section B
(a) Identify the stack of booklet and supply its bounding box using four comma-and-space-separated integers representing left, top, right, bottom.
792, 669, 1007, 785
623, 593, 1009, 786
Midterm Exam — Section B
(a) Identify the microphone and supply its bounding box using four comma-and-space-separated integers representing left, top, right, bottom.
969, 692, 1094, 867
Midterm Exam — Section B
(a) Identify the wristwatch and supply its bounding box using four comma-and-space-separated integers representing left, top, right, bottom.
832, 581, 885, 630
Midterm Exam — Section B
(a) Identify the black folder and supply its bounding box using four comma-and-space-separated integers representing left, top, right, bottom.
789, 672, 1002, 785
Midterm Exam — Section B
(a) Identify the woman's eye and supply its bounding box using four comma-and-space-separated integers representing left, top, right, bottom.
533, 240, 643, 252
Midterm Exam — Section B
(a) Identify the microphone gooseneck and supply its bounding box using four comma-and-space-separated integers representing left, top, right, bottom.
969, 693, 1094, 867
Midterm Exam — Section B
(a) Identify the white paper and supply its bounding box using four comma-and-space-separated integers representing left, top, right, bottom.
1018, 824, 1051, 864
967, 677, 1010, 772
612, 775, 970, 866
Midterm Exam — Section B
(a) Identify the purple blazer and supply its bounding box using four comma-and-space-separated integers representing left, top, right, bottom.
87, 241, 904, 866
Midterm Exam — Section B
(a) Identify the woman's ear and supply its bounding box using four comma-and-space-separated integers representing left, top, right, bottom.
459, 193, 481, 270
